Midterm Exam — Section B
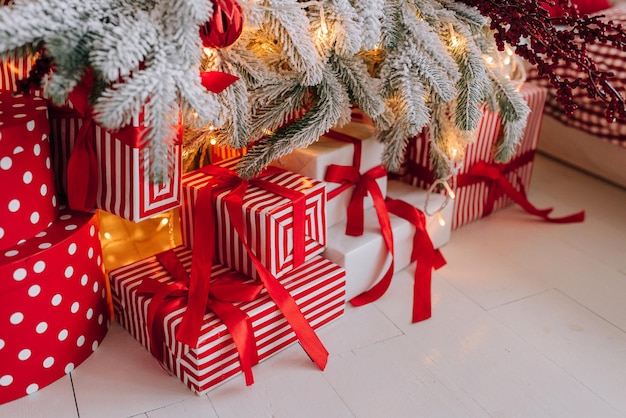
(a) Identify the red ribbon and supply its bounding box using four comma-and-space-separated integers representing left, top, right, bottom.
137, 250, 263, 386
324, 164, 395, 308
325, 164, 388, 236
324, 129, 363, 169
198, 164, 306, 268
458, 153, 585, 223
195, 164, 328, 370
65, 72, 98, 212
385, 197, 447, 322
408, 150, 584, 224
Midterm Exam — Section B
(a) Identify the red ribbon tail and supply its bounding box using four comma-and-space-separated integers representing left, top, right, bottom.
209, 300, 258, 386
225, 188, 328, 370
345, 188, 366, 236
433, 250, 447, 270
495, 177, 585, 223
349, 266, 394, 307
412, 261, 433, 323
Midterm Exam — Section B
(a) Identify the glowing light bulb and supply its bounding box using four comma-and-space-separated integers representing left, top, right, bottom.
160, 218, 169, 227
210, 138, 217, 145
451, 148, 458, 158
437, 212, 446, 227
103, 232, 112, 240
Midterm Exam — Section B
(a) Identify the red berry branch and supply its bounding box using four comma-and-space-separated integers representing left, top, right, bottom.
457, 0, 626, 122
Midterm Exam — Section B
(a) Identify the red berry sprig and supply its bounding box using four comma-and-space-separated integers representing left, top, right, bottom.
457, 0, 626, 122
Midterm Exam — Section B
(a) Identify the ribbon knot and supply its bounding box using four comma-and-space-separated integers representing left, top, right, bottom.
137, 249, 263, 386
325, 164, 388, 237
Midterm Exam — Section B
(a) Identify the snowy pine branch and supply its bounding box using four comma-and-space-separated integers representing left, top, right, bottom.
237, 66, 350, 178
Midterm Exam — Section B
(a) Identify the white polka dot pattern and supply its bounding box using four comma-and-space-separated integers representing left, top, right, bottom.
0, 92, 58, 252
0, 208, 109, 404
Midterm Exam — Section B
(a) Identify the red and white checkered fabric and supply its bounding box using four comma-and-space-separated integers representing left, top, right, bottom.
528, 4, 626, 147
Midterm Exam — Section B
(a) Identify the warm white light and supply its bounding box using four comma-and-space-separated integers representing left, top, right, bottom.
103, 232, 112, 240
210, 138, 217, 145
160, 218, 169, 227
451, 148, 458, 158
437, 212, 446, 227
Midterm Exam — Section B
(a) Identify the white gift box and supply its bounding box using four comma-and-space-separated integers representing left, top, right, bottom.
323, 181, 451, 301
273, 122, 387, 228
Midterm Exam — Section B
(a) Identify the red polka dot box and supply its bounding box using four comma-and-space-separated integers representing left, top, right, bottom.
0, 92, 58, 252
0, 207, 110, 405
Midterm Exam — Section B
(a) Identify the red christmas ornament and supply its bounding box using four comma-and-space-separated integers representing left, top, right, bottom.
200, 0, 244, 49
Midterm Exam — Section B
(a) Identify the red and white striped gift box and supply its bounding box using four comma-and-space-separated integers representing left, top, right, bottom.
0, 54, 32, 93
210, 143, 246, 163
401, 83, 547, 229
48, 107, 182, 222
110, 247, 346, 396
180, 159, 326, 279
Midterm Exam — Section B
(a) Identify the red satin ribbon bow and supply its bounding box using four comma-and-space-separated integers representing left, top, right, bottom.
385, 197, 447, 322
324, 164, 396, 308
464, 159, 585, 223
137, 250, 263, 386
325, 164, 389, 237
198, 164, 328, 370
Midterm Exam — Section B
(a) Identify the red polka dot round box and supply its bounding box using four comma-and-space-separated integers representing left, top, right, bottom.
0, 92, 58, 252
0, 207, 109, 405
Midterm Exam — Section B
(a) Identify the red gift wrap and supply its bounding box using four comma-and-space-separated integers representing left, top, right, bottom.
0, 207, 110, 404
48, 106, 182, 222
401, 84, 581, 229
210, 143, 246, 163
110, 247, 345, 395
180, 159, 326, 279
0, 93, 58, 251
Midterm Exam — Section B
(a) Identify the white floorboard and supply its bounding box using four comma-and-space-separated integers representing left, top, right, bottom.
2, 154, 626, 418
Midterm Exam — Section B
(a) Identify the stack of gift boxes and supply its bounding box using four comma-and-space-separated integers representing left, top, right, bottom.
2, 43, 574, 403
107, 117, 452, 395
0, 91, 109, 404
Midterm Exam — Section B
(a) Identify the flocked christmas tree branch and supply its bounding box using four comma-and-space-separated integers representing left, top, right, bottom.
2, 0, 626, 181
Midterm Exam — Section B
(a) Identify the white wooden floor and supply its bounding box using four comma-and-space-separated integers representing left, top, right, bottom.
2, 154, 626, 418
